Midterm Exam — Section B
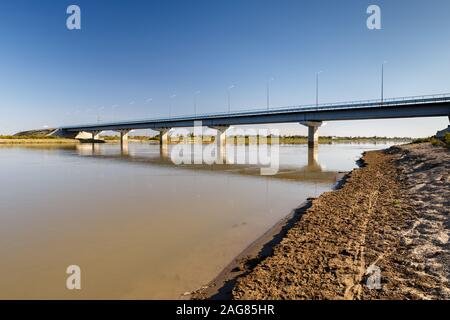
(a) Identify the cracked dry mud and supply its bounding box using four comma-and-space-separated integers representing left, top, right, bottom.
232, 143, 449, 300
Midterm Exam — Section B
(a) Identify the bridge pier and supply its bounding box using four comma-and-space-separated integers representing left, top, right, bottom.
210, 126, 229, 147
210, 126, 229, 164
116, 130, 130, 146
300, 121, 322, 149
161, 130, 170, 146
154, 129, 170, 146
90, 131, 102, 142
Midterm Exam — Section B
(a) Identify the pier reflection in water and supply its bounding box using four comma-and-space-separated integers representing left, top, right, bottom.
0, 142, 398, 299
76, 142, 329, 183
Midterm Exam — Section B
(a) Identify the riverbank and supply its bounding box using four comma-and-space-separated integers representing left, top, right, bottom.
0, 138, 410, 147
193, 142, 449, 300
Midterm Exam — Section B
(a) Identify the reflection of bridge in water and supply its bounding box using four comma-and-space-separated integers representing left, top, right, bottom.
76, 143, 339, 184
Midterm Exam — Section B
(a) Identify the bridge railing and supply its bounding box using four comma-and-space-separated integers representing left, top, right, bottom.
133, 93, 450, 122
193, 93, 450, 118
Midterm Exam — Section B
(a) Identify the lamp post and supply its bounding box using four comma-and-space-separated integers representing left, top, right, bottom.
146, 98, 152, 117
194, 91, 200, 116
227, 85, 235, 113
381, 61, 387, 104
316, 71, 323, 109
267, 77, 274, 110
169, 94, 176, 118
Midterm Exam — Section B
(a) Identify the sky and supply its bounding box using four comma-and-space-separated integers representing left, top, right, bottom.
0, 0, 449, 137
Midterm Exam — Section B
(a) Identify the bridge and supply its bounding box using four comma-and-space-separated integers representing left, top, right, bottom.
53, 93, 450, 149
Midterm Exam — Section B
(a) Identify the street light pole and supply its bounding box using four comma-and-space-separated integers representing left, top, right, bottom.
194, 91, 200, 116
267, 77, 274, 110
169, 94, 176, 118
381, 62, 386, 104
228, 85, 235, 113
316, 71, 322, 109
146, 98, 152, 117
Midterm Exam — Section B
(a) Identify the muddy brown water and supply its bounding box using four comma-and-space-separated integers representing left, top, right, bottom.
0, 142, 400, 299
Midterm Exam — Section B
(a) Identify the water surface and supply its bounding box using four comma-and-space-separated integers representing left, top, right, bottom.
0, 142, 399, 299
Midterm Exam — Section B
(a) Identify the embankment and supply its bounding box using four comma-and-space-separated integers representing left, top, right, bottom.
196, 143, 449, 300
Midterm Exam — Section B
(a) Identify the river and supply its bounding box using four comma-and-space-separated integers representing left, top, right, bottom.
0, 142, 400, 299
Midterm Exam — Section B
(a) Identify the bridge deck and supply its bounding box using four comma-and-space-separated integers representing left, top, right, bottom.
61, 93, 450, 132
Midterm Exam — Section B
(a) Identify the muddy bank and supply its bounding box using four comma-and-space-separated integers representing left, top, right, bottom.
195, 143, 449, 300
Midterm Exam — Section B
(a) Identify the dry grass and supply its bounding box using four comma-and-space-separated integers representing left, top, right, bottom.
0, 138, 79, 145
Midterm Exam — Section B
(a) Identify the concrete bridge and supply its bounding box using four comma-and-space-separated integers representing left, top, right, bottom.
53, 93, 450, 148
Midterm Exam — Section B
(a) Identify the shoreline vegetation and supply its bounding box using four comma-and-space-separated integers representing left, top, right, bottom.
0, 134, 413, 145
411, 134, 450, 148
5, 132, 449, 147
0, 136, 80, 144
191, 141, 449, 300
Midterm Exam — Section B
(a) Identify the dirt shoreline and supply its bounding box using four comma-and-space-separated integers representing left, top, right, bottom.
192, 143, 449, 300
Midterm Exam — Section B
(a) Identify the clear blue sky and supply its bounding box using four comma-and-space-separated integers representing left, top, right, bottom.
0, 0, 449, 137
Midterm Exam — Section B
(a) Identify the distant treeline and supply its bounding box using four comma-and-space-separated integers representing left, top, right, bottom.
0, 135, 59, 140
64, 134, 414, 144
145, 135, 412, 144
279, 135, 412, 143
101, 135, 159, 141
1, 133, 414, 144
